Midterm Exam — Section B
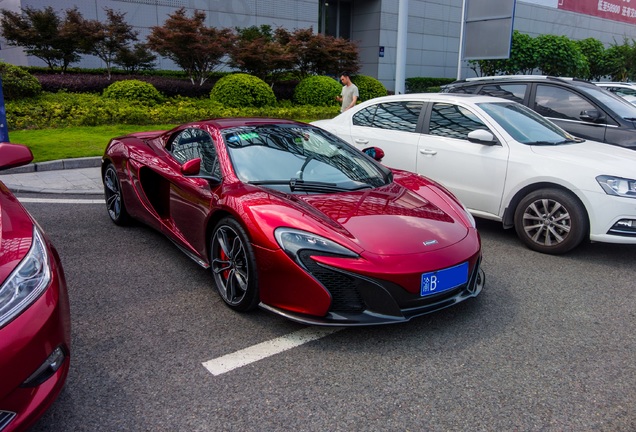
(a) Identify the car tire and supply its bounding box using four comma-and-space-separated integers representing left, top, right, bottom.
514, 188, 588, 254
210, 217, 259, 311
103, 163, 131, 226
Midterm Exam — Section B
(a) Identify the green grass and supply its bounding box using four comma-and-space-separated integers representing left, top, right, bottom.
9, 124, 176, 163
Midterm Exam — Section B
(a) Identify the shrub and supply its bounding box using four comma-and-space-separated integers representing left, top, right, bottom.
293, 75, 341, 106
0, 62, 42, 100
102, 79, 163, 104
210, 73, 276, 108
351, 75, 387, 101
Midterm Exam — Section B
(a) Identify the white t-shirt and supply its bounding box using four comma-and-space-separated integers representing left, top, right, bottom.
340, 84, 359, 112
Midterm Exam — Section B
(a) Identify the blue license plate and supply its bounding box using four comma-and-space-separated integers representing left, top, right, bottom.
421, 262, 469, 296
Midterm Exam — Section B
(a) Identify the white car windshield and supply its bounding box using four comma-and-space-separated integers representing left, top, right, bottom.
478, 101, 583, 145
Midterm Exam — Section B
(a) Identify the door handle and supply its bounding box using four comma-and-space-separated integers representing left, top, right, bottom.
354, 138, 369, 144
419, 149, 437, 155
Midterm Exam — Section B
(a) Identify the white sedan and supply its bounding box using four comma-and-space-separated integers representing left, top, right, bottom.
313, 93, 636, 254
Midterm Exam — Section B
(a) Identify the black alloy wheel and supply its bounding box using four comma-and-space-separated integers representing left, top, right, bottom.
103, 163, 130, 226
210, 217, 259, 311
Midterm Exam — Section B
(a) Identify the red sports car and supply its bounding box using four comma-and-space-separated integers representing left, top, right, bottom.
102, 118, 484, 325
0, 143, 71, 431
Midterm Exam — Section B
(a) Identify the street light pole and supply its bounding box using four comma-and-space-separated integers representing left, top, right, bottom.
395, 0, 408, 94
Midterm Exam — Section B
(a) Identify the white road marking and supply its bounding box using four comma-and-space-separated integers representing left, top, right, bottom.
18, 197, 104, 204
202, 327, 343, 376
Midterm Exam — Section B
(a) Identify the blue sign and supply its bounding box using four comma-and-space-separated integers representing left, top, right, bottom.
0, 77, 8, 142
379, 46, 385, 58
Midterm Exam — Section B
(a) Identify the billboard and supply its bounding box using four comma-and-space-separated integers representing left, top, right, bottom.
462, 0, 517, 60
521, 0, 636, 25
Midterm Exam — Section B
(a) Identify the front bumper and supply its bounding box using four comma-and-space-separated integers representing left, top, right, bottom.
260, 256, 485, 326
0, 257, 70, 432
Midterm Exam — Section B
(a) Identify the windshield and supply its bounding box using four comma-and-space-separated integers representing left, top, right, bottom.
222, 124, 389, 192
478, 101, 582, 145
579, 84, 636, 119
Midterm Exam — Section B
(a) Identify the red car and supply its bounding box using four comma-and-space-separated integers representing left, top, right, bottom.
0, 143, 71, 431
102, 119, 484, 325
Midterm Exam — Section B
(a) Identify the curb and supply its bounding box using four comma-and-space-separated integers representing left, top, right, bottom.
3, 156, 102, 174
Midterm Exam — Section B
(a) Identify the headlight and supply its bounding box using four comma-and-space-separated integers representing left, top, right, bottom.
274, 228, 358, 261
0, 227, 51, 328
461, 203, 476, 228
597, 175, 636, 198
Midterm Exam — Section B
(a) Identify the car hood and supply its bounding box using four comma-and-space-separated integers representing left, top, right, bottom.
0, 184, 34, 284
271, 181, 470, 256
530, 140, 636, 175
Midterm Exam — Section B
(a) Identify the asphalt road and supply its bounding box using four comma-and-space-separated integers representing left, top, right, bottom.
21, 194, 636, 432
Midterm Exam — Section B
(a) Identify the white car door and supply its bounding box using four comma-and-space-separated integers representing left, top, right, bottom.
416, 102, 509, 218
348, 101, 425, 172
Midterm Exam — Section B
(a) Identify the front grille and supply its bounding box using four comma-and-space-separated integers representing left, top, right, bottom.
298, 251, 365, 312
0, 411, 16, 431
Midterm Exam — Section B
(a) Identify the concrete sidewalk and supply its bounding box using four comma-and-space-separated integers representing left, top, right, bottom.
0, 157, 103, 195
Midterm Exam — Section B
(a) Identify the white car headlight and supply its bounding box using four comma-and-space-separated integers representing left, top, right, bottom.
274, 228, 358, 261
0, 227, 52, 328
596, 175, 636, 198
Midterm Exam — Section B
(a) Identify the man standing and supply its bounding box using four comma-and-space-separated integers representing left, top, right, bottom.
336, 73, 359, 113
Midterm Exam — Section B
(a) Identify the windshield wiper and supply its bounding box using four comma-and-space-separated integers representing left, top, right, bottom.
289, 178, 350, 193
528, 138, 582, 146
248, 179, 373, 193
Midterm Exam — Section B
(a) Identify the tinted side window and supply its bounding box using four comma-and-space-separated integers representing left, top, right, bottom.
352, 105, 376, 127
479, 84, 527, 103
169, 128, 218, 175
428, 103, 488, 140
534, 85, 596, 121
357, 101, 424, 132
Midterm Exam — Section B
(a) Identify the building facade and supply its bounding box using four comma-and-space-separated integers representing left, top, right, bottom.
1, 0, 635, 91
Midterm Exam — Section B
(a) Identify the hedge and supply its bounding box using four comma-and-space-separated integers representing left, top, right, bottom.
405, 77, 456, 93
6, 92, 339, 130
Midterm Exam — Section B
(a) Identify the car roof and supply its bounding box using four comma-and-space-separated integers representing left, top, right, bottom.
596, 82, 636, 87
450, 75, 597, 88
355, 92, 516, 105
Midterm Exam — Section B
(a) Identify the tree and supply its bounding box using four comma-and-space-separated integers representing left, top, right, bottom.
114, 43, 157, 73
467, 31, 535, 77
605, 38, 636, 81
227, 25, 293, 81
318, 35, 360, 76
282, 28, 359, 78
146, 8, 234, 85
576, 38, 609, 81
84, 8, 138, 80
503, 31, 537, 74
0, 6, 90, 72
534, 34, 588, 77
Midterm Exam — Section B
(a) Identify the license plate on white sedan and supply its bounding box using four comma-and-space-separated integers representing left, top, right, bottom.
421, 262, 469, 296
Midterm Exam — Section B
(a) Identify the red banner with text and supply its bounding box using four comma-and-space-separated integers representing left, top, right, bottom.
558, 0, 636, 24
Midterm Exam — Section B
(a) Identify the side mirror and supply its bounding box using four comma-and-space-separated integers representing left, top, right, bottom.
467, 129, 497, 145
580, 109, 605, 123
362, 146, 385, 162
0, 142, 34, 171
181, 157, 221, 184
181, 157, 201, 176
